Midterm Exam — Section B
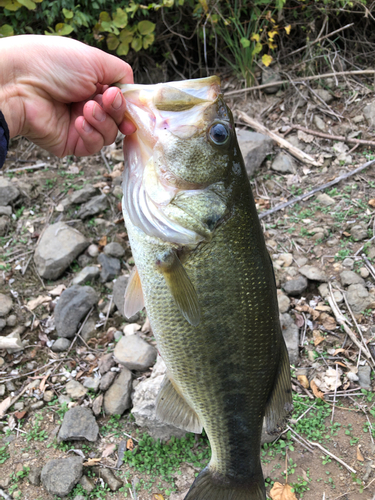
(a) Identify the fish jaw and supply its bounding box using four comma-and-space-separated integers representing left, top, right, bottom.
120, 76, 231, 245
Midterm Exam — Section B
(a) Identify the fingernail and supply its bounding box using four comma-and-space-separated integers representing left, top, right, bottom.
82, 119, 93, 133
112, 91, 122, 110
93, 104, 106, 122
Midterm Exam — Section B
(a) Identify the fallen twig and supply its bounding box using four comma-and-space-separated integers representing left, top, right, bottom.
307, 440, 356, 473
362, 254, 375, 281
5, 162, 47, 173
258, 159, 375, 219
237, 111, 320, 166
225, 70, 375, 96
0, 488, 12, 500
290, 124, 375, 148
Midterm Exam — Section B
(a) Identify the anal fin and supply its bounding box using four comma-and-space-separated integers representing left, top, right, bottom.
156, 375, 202, 434
265, 338, 293, 434
124, 266, 145, 318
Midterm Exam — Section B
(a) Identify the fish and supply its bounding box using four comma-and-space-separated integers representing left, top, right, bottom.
118, 75, 292, 500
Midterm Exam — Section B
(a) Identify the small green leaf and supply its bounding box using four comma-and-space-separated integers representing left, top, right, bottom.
17, 0, 36, 9
137, 20, 155, 35
62, 8, 73, 19
113, 7, 127, 28
0, 24, 14, 37
3, 0, 22, 11
240, 37, 250, 48
254, 41, 262, 54
55, 23, 74, 36
119, 28, 133, 43
143, 33, 154, 50
100, 21, 113, 32
106, 33, 119, 51
117, 41, 130, 56
99, 11, 111, 22
131, 36, 142, 51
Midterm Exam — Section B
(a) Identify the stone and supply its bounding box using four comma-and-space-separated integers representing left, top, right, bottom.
6, 314, 17, 327
360, 267, 370, 279
280, 313, 299, 364
28, 465, 42, 486
282, 275, 308, 296
316, 193, 335, 206
342, 258, 354, 269
98, 254, 121, 282
34, 222, 89, 280
261, 66, 281, 94
271, 152, 296, 174
58, 406, 99, 442
350, 224, 368, 241
0, 178, 20, 205
77, 194, 108, 219
236, 129, 273, 177
315, 89, 333, 103
58, 395, 71, 405
5, 328, 25, 353
103, 367, 132, 415
277, 290, 290, 313
0, 318, 6, 331
363, 101, 375, 127
80, 317, 97, 343
278, 253, 293, 267
99, 371, 116, 391
73, 496, 86, 500
112, 275, 129, 317
98, 353, 115, 375
55, 285, 99, 338
87, 244, 99, 258
340, 270, 365, 287
313, 115, 326, 132
30, 401, 44, 411
347, 371, 359, 382
92, 394, 103, 417
43, 391, 55, 402
92, 467, 123, 491
112, 185, 123, 198
103, 242, 125, 258
346, 284, 372, 314
114, 335, 157, 371
51, 338, 71, 352
65, 380, 87, 400
77, 254, 93, 268
41, 456, 83, 497
358, 365, 372, 389
0, 293, 12, 316
0, 205, 12, 216
82, 376, 100, 392
0, 215, 9, 236
78, 475, 94, 493
62, 185, 98, 208
352, 114, 364, 124
72, 266, 100, 286
0, 385, 5, 397
318, 283, 343, 303
299, 265, 328, 282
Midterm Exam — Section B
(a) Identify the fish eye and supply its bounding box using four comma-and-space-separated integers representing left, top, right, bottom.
208, 123, 229, 145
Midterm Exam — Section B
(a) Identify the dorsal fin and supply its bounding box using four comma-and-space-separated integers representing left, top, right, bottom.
124, 266, 145, 318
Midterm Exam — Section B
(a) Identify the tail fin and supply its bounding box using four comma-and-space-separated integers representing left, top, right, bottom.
184, 466, 266, 500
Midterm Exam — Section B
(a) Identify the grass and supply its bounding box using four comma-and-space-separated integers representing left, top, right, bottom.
27, 414, 48, 442
0, 444, 10, 464
8, 466, 30, 499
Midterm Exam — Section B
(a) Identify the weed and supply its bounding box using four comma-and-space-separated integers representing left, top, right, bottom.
45, 179, 57, 189
9, 466, 30, 498
101, 414, 123, 437
27, 414, 48, 442
291, 470, 310, 498
0, 444, 10, 464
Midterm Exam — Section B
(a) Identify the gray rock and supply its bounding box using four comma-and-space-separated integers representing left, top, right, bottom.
315, 89, 333, 103
92, 467, 123, 491
98, 353, 115, 375
99, 371, 116, 391
277, 291, 290, 313
104, 242, 125, 258
51, 338, 71, 352
80, 317, 97, 343
358, 365, 372, 389
6, 314, 17, 327
77, 254, 92, 268
30, 401, 44, 411
98, 254, 121, 282
363, 101, 375, 127
261, 66, 281, 94
41, 456, 83, 497
113, 275, 129, 317
342, 258, 354, 269
132, 356, 188, 439
34, 222, 89, 280
78, 475, 94, 493
92, 394, 103, 417
282, 275, 308, 296
0, 205, 12, 216
28, 465, 42, 486
299, 265, 328, 282
0, 318, 6, 331
114, 335, 157, 371
0, 178, 20, 206
87, 244, 99, 258
82, 376, 100, 392
340, 270, 365, 287
353, 114, 364, 124
318, 283, 343, 303
280, 313, 299, 364
236, 129, 273, 177
0, 294, 12, 316
72, 266, 100, 286
112, 185, 123, 198
62, 185, 98, 208
58, 406, 99, 442
58, 395, 71, 405
77, 194, 108, 219
347, 284, 372, 314
55, 285, 99, 338
368, 246, 375, 260
350, 224, 368, 241
65, 380, 87, 400
313, 115, 326, 132
316, 193, 335, 206
5, 328, 25, 353
360, 267, 370, 278
104, 368, 132, 415
0, 215, 9, 236
271, 152, 296, 174
0, 385, 5, 397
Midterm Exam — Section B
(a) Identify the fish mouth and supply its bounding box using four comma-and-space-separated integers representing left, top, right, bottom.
119, 76, 223, 245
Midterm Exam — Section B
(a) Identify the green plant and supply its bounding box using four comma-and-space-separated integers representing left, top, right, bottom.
27, 414, 48, 442
0, 444, 10, 464
9, 466, 30, 497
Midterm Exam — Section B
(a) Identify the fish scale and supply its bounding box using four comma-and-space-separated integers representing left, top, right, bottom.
120, 76, 292, 500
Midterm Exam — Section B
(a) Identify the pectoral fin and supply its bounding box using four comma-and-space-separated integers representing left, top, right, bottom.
124, 266, 145, 318
156, 375, 202, 433
265, 338, 293, 434
156, 251, 201, 327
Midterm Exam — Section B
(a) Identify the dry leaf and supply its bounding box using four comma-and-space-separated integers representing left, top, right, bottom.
369, 199, 375, 208
343, 231, 351, 237
297, 130, 314, 143
102, 443, 117, 458
333, 348, 346, 356
320, 313, 336, 331
98, 235, 107, 247
311, 380, 325, 399
270, 482, 297, 500
14, 410, 27, 420
0, 397, 13, 418
297, 375, 309, 389
152, 495, 164, 500
313, 330, 325, 346
295, 304, 320, 321
294, 313, 304, 328
127, 438, 134, 450
335, 361, 347, 368
357, 445, 364, 461
83, 458, 101, 466
27, 295, 52, 311
49, 284, 66, 296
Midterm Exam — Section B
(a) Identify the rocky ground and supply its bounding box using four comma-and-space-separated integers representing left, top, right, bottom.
1, 73, 375, 500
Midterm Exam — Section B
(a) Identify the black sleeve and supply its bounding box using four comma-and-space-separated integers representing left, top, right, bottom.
0, 110, 10, 169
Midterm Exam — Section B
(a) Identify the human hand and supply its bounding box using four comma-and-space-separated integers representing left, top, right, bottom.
0, 35, 135, 157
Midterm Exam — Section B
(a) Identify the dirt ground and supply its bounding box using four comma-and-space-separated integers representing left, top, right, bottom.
1, 74, 375, 500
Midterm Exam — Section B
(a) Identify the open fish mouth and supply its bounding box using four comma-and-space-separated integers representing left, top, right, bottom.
118, 76, 224, 246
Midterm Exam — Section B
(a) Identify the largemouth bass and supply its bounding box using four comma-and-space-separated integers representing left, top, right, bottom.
119, 76, 292, 500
